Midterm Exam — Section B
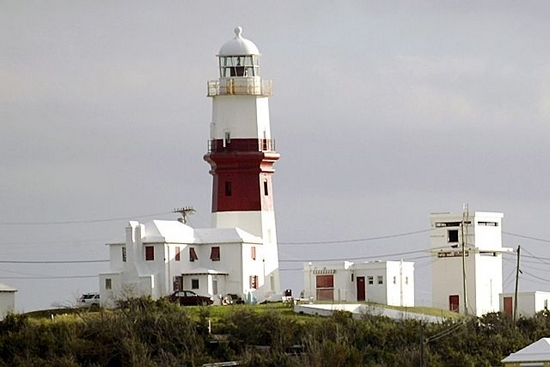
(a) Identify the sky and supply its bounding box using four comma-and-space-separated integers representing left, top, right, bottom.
2, 1, 550, 312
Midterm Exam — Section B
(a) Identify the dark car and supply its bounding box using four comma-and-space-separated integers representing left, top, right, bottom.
167, 290, 213, 306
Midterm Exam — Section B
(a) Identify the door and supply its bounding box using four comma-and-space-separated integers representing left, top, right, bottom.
503, 296, 513, 317
449, 295, 460, 312
357, 277, 366, 301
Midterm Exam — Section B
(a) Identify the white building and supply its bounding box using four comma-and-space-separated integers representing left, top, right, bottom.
502, 338, 550, 367
302, 260, 414, 306
0, 283, 16, 319
430, 210, 512, 316
100, 27, 281, 306
500, 291, 550, 318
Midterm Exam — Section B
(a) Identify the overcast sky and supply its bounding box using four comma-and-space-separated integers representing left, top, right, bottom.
2, 1, 550, 312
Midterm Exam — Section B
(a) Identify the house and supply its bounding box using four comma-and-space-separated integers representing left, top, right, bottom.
430, 210, 512, 316
0, 283, 17, 319
500, 291, 550, 318
100, 220, 270, 307
502, 337, 550, 367
302, 260, 414, 306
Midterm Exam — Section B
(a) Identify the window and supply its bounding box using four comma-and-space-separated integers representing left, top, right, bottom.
122, 247, 126, 262
368, 276, 374, 285
251, 246, 256, 260
210, 246, 220, 261
405, 276, 409, 285
250, 275, 258, 289
105, 278, 112, 290
448, 229, 459, 243
175, 246, 181, 261
189, 247, 198, 262
393, 276, 396, 285
191, 279, 199, 290
478, 221, 498, 226
225, 181, 232, 196
377, 276, 384, 285
263, 180, 269, 196
145, 246, 154, 261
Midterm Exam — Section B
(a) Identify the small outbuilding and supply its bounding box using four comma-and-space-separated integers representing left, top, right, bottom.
502, 337, 550, 366
0, 283, 17, 319
500, 291, 550, 318
303, 260, 414, 306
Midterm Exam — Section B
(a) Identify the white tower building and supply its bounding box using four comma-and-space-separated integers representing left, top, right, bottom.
430, 210, 512, 316
204, 27, 281, 294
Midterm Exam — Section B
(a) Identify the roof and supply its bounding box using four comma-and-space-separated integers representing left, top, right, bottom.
181, 268, 229, 276
110, 220, 263, 246
195, 227, 262, 244
142, 220, 196, 243
218, 26, 260, 56
502, 338, 550, 363
0, 283, 17, 292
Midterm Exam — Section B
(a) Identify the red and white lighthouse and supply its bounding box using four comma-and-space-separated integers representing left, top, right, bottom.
204, 27, 280, 293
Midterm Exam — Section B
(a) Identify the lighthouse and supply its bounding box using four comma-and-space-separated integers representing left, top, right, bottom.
204, 27, 281, 294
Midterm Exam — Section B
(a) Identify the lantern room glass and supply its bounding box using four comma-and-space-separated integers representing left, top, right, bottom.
219, 55, 259, 77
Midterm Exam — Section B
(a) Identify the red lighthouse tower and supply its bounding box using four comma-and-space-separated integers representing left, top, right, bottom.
204, 27, 280, 293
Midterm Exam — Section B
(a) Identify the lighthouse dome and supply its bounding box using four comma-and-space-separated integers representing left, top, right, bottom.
219, 27, 260, 56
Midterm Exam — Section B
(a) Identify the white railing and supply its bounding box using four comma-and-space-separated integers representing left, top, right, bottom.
207, 78, 272, 97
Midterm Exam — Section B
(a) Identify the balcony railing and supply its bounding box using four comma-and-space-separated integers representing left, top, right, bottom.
207, 139, 276, 153
207, 78, 272, 97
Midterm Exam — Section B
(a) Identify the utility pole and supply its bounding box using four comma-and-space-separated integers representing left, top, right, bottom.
419, 320, 424, 367
513, 245, 521, 323
461, 204, 469, 316
173, 207, 196, 224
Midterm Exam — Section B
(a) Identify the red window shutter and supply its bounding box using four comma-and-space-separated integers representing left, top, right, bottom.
249, 275, 258, 289
175, 246, 181, 261
251, 246, 256, 260
145, 246, 154, 261
189, 247, 198, 262
210, 246, 220, 261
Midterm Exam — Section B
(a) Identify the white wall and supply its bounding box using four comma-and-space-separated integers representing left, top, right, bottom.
500, 291, 550, 317
0, 292, 15, 319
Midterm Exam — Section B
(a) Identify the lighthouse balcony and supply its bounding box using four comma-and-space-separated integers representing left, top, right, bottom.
207, 138, 276, 153
207, 78, 272, 97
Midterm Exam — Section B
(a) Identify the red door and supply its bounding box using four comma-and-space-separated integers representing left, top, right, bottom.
503, 297, 513, 317
449, 295, 460, 312
357, 277, 366, 301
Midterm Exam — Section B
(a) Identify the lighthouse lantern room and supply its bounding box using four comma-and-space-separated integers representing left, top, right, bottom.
204, 27, 281, 294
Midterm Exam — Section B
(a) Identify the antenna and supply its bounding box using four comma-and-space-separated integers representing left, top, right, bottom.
173, 207, 196, 224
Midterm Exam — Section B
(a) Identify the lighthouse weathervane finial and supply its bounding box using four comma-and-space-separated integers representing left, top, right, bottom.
234, 26, 243, 38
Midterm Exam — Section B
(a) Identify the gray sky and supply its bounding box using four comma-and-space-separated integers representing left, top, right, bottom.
2, 1, 550, 311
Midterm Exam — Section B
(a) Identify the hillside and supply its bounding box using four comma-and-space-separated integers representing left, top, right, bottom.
0, 297, 546, 366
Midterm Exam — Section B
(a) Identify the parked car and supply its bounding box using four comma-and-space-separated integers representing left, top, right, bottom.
167, 290, 213, 306
78, 293, 100, 308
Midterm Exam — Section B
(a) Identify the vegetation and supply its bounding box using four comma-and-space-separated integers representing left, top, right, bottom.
0, 297, 547, 366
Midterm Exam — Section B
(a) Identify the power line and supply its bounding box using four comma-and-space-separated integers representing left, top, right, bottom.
0, 211, 173, 226
503, 231, 550, 243
280, 248, 432, 263
0, 259, 108, 264
0, 275, 98, 280
279, 228, 432, 245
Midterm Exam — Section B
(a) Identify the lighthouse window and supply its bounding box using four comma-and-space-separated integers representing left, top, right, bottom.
225, 181, 232, 196
263, 180, 269, 196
